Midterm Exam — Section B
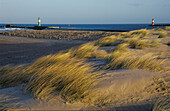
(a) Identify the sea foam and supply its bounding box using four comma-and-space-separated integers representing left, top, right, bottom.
0, 27, 32, 31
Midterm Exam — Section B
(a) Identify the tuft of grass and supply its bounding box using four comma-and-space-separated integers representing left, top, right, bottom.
158, 32, 167, 38
104, 52, 163, 72
150, 39, 160, 48
124, 38, 149, 49
69, 42, 99, 58
0, 65, 28, 88
134, 39, 149, 49
165, 26, 170, 30
25, 53, 101, 101
124, 29, 149, 38
0, 95, 18, 111
88, 50, 108, 59
114, 43, 129, 52
152, 95, 170, 111
94, 35, 118, 47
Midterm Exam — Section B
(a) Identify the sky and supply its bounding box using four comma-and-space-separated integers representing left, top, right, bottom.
0, 0, 170, 24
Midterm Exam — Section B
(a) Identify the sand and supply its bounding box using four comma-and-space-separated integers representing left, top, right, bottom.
0, 31, 169, 110
0, 35, 87, 66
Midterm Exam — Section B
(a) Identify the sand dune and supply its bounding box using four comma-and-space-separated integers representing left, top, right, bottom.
0, 29, 169, 110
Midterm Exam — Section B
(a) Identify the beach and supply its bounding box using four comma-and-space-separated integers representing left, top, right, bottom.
0, 29, 169, 110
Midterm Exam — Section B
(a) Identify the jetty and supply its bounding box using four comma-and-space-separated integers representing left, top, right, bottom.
4, 24, 60, 30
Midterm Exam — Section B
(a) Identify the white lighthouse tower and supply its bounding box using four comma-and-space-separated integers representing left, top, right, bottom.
152, 18, 154, 25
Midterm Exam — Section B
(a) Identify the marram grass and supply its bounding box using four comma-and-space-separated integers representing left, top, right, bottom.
0, 53, 101, 102
124, 29, 150, 38
158, 32, 168, 38
68, 42, 99, 58
25, 53, 101, 101
94, 35, 118, 47
105, 51, 164, 72
152, 95, 170, 111
0, 65, 28, 88
0, 28, 168, 107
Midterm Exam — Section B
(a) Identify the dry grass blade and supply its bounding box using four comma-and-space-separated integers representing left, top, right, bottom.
94, 35, 118, 47
69, 42, 99, 58
0, 65, 28, 88
25, 53, 101, 101
158, 32, 168, 38
105, 52, 164, 72
152, 95, 170, 111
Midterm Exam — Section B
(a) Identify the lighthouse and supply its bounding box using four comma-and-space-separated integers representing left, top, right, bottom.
38, 17, 41, 26
152, 18, 154, 25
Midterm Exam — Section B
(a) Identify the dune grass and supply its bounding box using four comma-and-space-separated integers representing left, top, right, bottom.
124, 38, 150, 49
158, 32, 168, 38
0, 65, 28, 88
0, 28, 168, 107
114, 43, 129, 51
165, 26, 170, 30
152, 95, 170, 111
24, 53, 101, 101
104, 51, 163, 71
0, 95, 18, 111
94, 35, 119, 47
124, 29, 150, 38
68, 42, 99, 58
0, 52, 101, 102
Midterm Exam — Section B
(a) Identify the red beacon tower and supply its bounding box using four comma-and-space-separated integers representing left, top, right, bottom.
152, 18, 155, 25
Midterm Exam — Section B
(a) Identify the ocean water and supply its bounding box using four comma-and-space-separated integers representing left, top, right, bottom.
0, 24, 166, 32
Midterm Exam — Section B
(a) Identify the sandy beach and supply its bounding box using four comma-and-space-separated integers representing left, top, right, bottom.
0, 35, 87, 66
0, 29, 169, 110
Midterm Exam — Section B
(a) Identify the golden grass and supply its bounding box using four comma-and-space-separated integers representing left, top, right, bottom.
0, 65, 28, 88
158, 32, 168, 38
24, 53, 101, 101
124, 38, 150, 49
124, 29, 150, 38
0, 52, 101, 102
68, 42, 99, 58
94, 35, 119, 47
104, 51, 163, 71
152, 95, 170, 111
0, 28, 169, 107
0, 95, 18, 111
114, 43, 129, 52
165, 26, 170, 30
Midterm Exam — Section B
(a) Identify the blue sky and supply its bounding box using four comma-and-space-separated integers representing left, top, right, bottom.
0, 0, 170, 24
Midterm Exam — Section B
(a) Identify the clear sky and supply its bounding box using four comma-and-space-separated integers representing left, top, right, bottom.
0, 0, 170, 24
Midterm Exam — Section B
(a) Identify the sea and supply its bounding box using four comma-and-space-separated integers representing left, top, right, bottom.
0, 24, 167, 32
